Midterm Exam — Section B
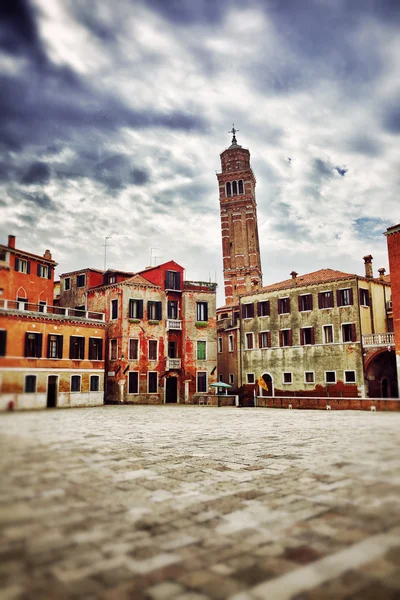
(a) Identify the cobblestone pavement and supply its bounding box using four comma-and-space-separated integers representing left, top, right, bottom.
1, 406, 400, 600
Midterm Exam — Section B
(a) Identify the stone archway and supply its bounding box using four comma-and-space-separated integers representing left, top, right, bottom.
365, 350, 398, 398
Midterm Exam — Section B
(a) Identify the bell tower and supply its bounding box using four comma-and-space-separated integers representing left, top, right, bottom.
217, 127, 263, 305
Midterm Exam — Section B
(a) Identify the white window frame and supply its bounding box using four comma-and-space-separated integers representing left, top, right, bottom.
196, 371, 208, 393
299, 293, 312, 312
18, 259, 28, 273
344, 370, 356, 383
128, 371, 139, 394
197, 339, 207, 361
338, 287, 352, 307
148, 371, 158, 393
278, 296, 290, 314
228, 334, 234, 352
70, 374, 81, 393
283, 372, 292, 384
245, 332, 254, 350
359, 288, 369, 307
111, 298, 118, 321
341, 322, 354, 343
304, 371, 315, 384
76, 273, 86, 288
229, 373, 234, 385
243, 303, 254, 319
148, 339, 158, 361
38, 264, 48, 278
128, 338, 139, 360
24, 374, 37, 393
246, 373, 255, 384
109, 339, 118, 361
301, 326, 314, 346
325, 370, 336, 384
218, 337, 223, 353
280, 328, 291, 347
322, 324, 334, 344
259, 330, 269, 349
48, 333, 62, 359
90, 375, 100, 392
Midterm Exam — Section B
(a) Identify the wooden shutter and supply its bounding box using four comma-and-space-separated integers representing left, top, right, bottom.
89, 338, 94, 360
288, 330, 293, 346
318, 293, 323, 309
47, 334, 51, 358
98, 339, 103, 360
309, 295, 313, 310
80, 338, 85, 359
48, 266, 52, 280
257, 302, 261, 317
351, 323, 356, 342
156, 302, 162, 320
249, 303, 254, 318
258, 333, 263, 348
137, 300, 143, 319
36, 333, 43, 358
336, 289, 342, 307
300, 328, 304, 346
0, 330, 7, 356
266, 301, 270, 316
311, 327, 315, 345
298, 296, 303, 311
24, 333, 30, 356
267, 331, 271, 347
69, 337, 74, 359
176, 272, 181, 290
147, 301, 152, 319
37, 264, 41, 276
349, 288, 354, 305
204, 303, 208, 322
27, 261, 30, 274
242, 304, 246, 318
279, 331, 283, 346
57, 335, 63, 359
328, 292, 334, 308
15, 257, 19, 271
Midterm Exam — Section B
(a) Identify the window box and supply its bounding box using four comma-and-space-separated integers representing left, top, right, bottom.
196, 321, 208, 328
148, 320, 160, 325
129, 318, 140, 323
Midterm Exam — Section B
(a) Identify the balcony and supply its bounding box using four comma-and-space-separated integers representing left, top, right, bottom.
0, 299, 105, 322
166, 357, 181, 370
166, 319, 182, 331
362, 333, 395, 347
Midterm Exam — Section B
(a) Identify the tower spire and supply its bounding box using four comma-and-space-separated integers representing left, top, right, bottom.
228, 124, 241, 148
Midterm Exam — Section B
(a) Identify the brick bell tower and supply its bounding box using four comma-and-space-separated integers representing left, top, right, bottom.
217, 126, 263, 305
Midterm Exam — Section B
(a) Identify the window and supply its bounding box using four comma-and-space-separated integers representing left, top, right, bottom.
279, 329, 292, 347
15, 258, 30, 274
300, 327, 314, 345
342, 323, 356, 343
76, 274, 86, 288
167, 300, 178, 319
197, 340, 207, 360
168, 341, 177, 358
108, 274, 116, 284
197, 371, 207, 392
359, 288, 370, 307
257, 300, 270, 317
0, 249, 7, 261
345, 370, 356, 383
0, 330, 6, 357
218, 337, 223, 353
229, 373, 234, 384
128, 372, 139, 394
305, 371, 315, 383
337, 288, 353, 307
47, 334, 63, 359
283, 372, 292, 384
17, 296, 28, 310
38, 301, 46, 313
247, 373, 255, 384
109, 339, 117, 361
196, 302, 208, 322
129, 338, 139, 360
90, 375, 99, 392
219, 373, 223, 382
298, 294, 313, 312
242, 303, 254, 319
165, 271, 181, 290
226, 182, 232, 197
64, 278, 71, 291
148, 340, 158, 360
25, 332, 42, 357
111, 299, 118, 320
70, 336, 85, 360
278, 297, 290, 314
228, 335, 234, 352
318, 291, 333, 309
24, 375, 36, 393
232, 180, 238, 195
325, 371, 336, 384
323, 325, 334, 344
38, 264, 48, 278
147, 301, 162, 320
259, 331, 271, 348
245, 332, 254, 349
148, 372, 158, 393
129, 299, 143, 319
71, 375, 81, 392
89, 338, 103, 360
238, 179, 244, 194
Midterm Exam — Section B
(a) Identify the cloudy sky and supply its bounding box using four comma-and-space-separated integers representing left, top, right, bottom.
1, 0, 399, 305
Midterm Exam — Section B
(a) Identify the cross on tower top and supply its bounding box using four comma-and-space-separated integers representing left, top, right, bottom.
229, 124, 239, 146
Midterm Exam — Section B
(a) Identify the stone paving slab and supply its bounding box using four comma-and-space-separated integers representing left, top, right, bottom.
0, 406, 400, 599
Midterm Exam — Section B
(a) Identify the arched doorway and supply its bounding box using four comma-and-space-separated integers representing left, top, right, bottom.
259, 373, 274, 397
365, 350, 398, 398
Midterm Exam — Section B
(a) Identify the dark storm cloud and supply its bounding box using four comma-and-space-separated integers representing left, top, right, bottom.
348, 135, 381, 157
131, 168, 150, 186
140, 0, 236, 25
21, 161, 51, 185
0, 0, 46, 62
382, 103, 400, 134
21, 191, 57, 212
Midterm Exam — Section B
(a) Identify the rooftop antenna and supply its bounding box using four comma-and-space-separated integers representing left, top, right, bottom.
154, 256, 164, 266
150, 247, 160, 267
103, 236, 112, 271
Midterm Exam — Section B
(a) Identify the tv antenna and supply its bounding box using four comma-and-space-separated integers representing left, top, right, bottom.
103, 235, 112, 271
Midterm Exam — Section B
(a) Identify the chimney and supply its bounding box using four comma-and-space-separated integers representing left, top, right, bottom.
378, 267, 386, 281
8, 235, 15, 249
44, 249, 52, 260
290, 271, 298, 279
363, 255, 373, 279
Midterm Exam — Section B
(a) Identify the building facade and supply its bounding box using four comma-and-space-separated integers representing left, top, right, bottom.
385, 223, 400, 392
217, 128, 263, 305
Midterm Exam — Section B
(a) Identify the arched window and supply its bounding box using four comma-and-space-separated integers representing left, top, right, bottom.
238, 180, 244, 194
232, 181, 238, 195
226, 182, 232, 197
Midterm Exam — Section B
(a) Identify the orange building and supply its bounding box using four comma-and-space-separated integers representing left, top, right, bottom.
0, 234, 57, 311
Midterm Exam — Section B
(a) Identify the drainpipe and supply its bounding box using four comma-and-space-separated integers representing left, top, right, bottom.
356, 278, 367, 398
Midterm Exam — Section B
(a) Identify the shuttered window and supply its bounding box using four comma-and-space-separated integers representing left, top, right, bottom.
129, 299, 143, 319
47, 334, 63, 359
25, 332, 43, 357
69, 336, 84, 360
147, 301, 162, 320
89, 338, 103, 360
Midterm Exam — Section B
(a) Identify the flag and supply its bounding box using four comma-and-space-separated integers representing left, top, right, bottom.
258, 375, 268, 391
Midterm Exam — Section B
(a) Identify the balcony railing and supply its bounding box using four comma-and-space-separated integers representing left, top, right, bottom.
166, 357, 181, 370
166, 319, 182, 330
0, 299, 105, 322
362, 333, 395, 347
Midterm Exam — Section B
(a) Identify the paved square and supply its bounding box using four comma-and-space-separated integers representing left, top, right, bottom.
1, 406, 400, 599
